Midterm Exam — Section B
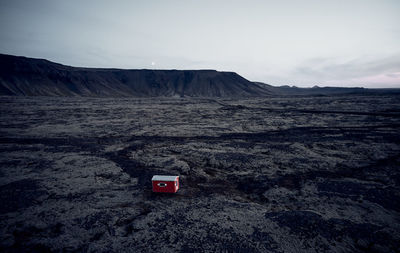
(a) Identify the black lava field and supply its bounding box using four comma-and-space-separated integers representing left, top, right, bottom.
1, 95, 400, 252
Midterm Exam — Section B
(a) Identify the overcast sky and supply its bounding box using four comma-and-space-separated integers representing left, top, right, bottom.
1, 0, 399, 87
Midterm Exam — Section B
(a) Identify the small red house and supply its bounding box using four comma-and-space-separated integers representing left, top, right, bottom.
152, 175, 180, 193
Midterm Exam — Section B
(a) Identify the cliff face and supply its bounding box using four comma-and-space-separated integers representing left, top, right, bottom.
2, 54, 397, 97
0, 54, 270, 97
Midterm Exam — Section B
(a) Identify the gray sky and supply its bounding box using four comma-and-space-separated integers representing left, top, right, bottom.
1, 0, 399, 87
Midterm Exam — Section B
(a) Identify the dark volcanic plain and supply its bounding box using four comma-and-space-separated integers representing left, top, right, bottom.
1, 94, 400, 252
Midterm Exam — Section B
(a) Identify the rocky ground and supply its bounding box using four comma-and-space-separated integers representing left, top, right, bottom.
0, 95, 399, 252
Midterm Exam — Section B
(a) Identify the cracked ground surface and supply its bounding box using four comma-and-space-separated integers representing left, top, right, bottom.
0, 95, 400, 252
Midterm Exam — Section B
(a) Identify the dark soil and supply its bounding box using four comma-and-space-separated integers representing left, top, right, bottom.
0, 95, 399, 252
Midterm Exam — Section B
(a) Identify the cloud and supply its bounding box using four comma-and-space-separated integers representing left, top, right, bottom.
292, 54, 400, 87
386, 72, 400, 78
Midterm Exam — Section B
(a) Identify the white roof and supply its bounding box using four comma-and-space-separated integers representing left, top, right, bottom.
152, 175, 179, 181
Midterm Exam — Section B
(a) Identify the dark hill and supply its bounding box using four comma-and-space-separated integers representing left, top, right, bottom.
255, 82, 400, 96
1, 54, 398, 97
0, 54, 270, 97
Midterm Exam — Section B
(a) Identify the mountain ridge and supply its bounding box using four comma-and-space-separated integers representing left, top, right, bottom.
1, 54, 398, 97
0, 54, 270, 97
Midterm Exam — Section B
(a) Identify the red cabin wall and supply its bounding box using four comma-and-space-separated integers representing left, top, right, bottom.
152, 179, 178, 193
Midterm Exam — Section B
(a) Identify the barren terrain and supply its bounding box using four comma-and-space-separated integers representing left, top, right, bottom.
1, 95, 400, 252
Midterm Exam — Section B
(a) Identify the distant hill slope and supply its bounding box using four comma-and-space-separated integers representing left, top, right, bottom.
1, 54, 398, 97
255, 82, 362, 95
0, 54, 270, 97
255, 82, 400, 96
